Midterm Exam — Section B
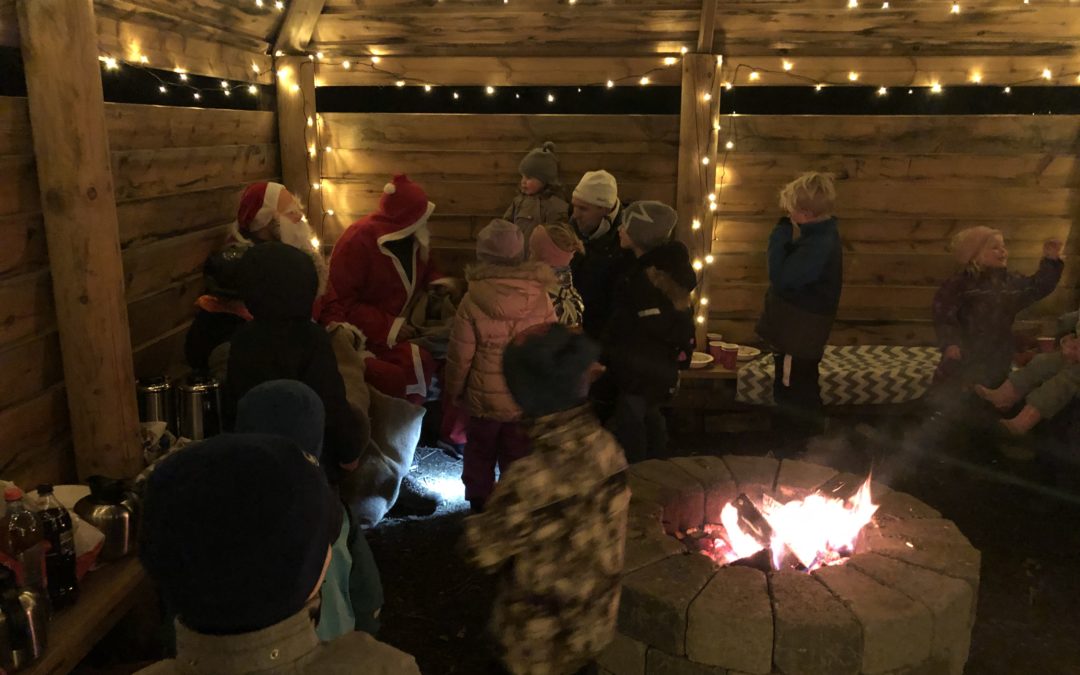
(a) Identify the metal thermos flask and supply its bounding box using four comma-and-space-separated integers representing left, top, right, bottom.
136, 376, 175, 432
177, 376, 222, 441
0, 567, 48, 672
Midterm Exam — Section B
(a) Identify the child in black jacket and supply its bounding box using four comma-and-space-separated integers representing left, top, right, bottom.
755, 172, 842, 440
225, 242, 362, 479
603, 201, 696, 463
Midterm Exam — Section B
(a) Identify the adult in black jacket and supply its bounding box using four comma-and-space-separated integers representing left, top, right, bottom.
603, 201, 696, 463
569, 170, 634, 339
225, 242, 362, 478
183, 244, 250, 378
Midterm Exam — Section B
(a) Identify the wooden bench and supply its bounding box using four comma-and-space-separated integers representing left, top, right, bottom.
25, 557, 149, 675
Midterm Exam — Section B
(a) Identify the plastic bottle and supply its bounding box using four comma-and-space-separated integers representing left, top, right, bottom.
0, 488, 45, 592
36, 485, 78, 609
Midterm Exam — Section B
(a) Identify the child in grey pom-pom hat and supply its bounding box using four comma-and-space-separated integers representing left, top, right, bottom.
503, 141, 571, 256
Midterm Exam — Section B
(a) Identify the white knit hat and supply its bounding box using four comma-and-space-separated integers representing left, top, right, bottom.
573, 170, 618, 209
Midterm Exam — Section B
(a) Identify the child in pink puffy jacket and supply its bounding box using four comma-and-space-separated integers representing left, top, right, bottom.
445, 219, 557, 511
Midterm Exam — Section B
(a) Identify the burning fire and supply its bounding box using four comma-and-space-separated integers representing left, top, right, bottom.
698, 478, 878, 572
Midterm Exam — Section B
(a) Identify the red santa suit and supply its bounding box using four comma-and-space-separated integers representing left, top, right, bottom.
315, 175, 446, 403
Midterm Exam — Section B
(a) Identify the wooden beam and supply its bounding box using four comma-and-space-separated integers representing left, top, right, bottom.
17, 0, 142, 480
676, 53, 721, 349
275, 56, 323, 234
273, 0, 326, 54
697, 0, 717, 54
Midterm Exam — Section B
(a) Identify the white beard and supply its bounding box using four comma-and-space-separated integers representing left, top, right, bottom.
277, 216, 329, 295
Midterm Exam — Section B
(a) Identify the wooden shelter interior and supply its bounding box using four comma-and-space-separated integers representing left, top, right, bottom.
0, 0, 1077, 669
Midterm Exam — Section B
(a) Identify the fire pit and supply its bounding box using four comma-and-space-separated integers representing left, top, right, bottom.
600, 456, 980, 675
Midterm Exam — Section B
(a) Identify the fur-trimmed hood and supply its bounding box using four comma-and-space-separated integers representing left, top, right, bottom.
645, 267, 693, 312
465, 261, 558, 321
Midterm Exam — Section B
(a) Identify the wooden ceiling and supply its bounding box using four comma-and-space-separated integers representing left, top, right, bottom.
309, 0, 1080, 58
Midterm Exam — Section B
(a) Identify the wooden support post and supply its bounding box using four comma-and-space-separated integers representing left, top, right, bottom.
275, 56, 323, 236
676, 54, 721, 351
17, 0, 142, 479
273, 0, 327, 55
697, 0, 718, 53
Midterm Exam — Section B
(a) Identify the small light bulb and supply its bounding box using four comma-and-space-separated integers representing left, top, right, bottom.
700, 297, 709, 306
221, 80, 229, 89
1041, 68, 1052, 80
308, 54, 315, 61
725, 140, 734, 150
708, 202, 718, 212
252, 64, 260, 73
248, 84, 258, 94
453, 91, 460, 99
692, 219, 702, 230
680, 46, 689, 55
724, 82, 733, 90
970, 72, 982, 83
312, 183, 321, 190
606, 80, 615, 88
275, 0, 284, 8
310, 236, 320, 249
159, 85, 167, 93
931, 82, 943, 93
139, 55, 149, 64
255, 0, 263, 6
395, 80, 405, 87
424, 85, 432, 92
950, 2, 960, 13
640, 76, 650, 85
277, 68, 288, 79
224, 90, 231, 97
486, 86, 495, 95
848, 0, 858, 7
342, 60, 351, 69
815, 83, 824, 91
703, 92, 712, 101
103, 56, 118, 70
307, 116, 314, 127
274, 50, 284, 57
782, 60, 793, 71
701, 157, 710, 165
515, 93, 520, 99
877, 86, 887, 96
547, 93, 555, 103
848, 71, 859, 81
1003, 86, 1012, 93
290, 83, 300, 93
326, 209, 335, 216
663, 56, 678, 66
881, 1, 889, 7
193, 92, 201, 100
749, 71, 760, 81
308, 145, 316, 157
705, 254, 715, 264
707, 193, 717, 202
324, 145, 332, 152
371, 56, 381, 64
692, 260, 704, 271
696, 315, 706, 325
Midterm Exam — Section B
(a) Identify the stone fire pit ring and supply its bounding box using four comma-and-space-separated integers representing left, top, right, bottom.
600, 456, 981, 675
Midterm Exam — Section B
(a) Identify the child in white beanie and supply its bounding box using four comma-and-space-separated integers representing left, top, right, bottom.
503, 142, 570, 256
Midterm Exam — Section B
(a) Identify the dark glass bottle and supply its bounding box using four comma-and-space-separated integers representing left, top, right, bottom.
36, 485, 78, 609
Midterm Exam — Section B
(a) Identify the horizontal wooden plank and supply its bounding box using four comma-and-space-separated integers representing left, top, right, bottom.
96, 11, 273, 83
720, 56, 1080, 87
323, 179, 676, 220
122, 225, 227, 302
104, 103, 277, 151
0, 213, 48, 279
127, 274, 203, 348
0, 0, 16, 48
117, 184, 247, 249
717, 153, 1080, 189
97, 0, 280, 48
714, 183, 1079, 218
321, 113, 680, 152
316, 56, 684, 87
726, 116, 1080, 155
0, 435, 76, 495
0, 332, 63, 412
133, 323, 191, 379
112, 143, 279, 202
0, 97, 33, 155
322, 149, 678, 184
0, 385, 72, 482
0, 155, 39, 218
0, 270, 54, 349
324, 0, 699, 8
710, 217, 1074, 256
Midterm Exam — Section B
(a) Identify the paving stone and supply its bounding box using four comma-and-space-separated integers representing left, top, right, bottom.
874, 491, 942, 520
669, 455, 738, 524
646, 647, 727, 674
630, 460, 706, 532
686, 566, 773, 673
827, 472, 893, 501
628, 474, 682, 535
619, 553, 717, 655
623, 530, 685, 574
769, 570, 861, 675
775, 459, 839, 499
598, 632, 648, 675
627, 500, 666, 539
721, 455, 780, 497
848, 554, 974, 675
859, 518, 981, 598
814, 565, 933, 674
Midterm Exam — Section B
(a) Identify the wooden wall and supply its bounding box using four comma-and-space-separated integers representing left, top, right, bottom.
708, 115, 1080, 346
0, 96, 279, 488
318, 113, 680, 274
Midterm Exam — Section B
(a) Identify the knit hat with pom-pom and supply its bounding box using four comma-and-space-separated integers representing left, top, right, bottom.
378, 174, 435, 230
950, 226, 1002, 266
519, 141, 560, 187
476, 219, 525, 265
503, 322, 601, 418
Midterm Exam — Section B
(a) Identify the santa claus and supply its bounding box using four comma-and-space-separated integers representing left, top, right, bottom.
229, 181, 327, 288
315, 175, 450, 403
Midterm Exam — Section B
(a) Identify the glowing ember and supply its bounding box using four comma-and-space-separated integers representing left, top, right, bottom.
695, 478, 878, 572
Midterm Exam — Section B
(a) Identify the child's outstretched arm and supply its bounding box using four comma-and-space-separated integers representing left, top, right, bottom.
1011, 240, 1064, 308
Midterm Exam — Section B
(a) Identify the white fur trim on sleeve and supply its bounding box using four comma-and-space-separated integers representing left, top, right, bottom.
387, 316, 406, 346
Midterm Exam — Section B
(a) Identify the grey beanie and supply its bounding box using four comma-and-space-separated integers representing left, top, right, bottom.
477, 219, 525, 265
620, 201, 678, 251
519, 141, 560, 187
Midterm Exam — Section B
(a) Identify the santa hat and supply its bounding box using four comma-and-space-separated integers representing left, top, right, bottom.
951, 226, 1002, 265
236, 182, 285, 235
379, 174, 435, 230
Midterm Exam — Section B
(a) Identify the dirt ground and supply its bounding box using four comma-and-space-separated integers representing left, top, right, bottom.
368, 413, 1080, 675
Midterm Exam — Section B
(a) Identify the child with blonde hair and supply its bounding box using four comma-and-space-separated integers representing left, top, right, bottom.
756, 172, 843, 440
932, 227, 1063, 391
529, 223, 585, 328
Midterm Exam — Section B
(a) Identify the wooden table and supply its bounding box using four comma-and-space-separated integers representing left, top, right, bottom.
25, 557, 149, 675
680, 364, 739, 381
